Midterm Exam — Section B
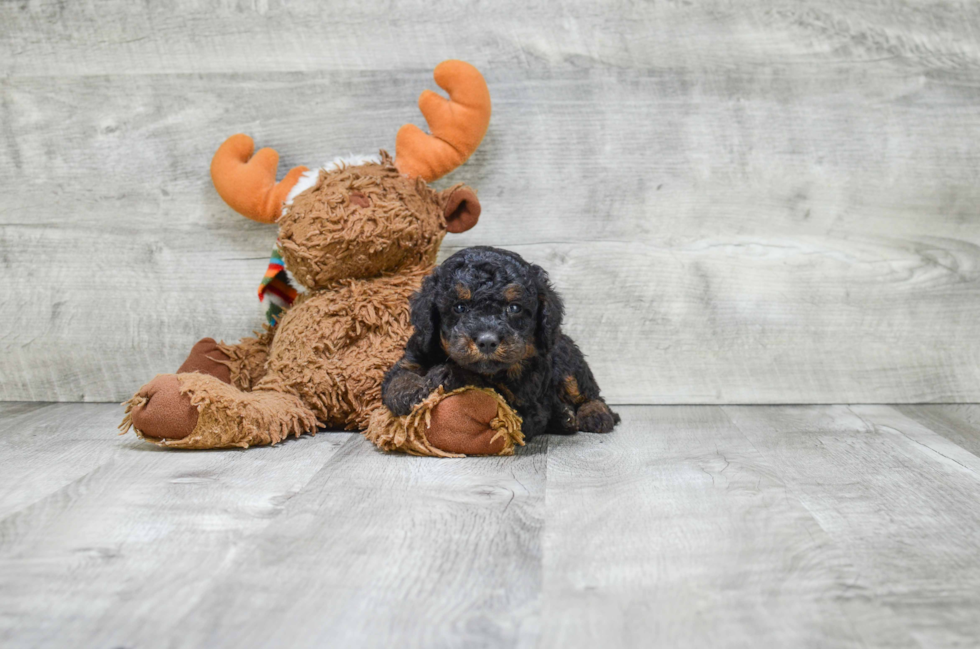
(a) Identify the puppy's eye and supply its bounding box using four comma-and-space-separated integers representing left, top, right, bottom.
507, 303, 522, 315
453, 303, 467, 314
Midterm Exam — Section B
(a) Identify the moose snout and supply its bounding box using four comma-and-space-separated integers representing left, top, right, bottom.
475, 332, 500, 355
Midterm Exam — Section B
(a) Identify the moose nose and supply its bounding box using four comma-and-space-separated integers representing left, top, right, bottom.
475, 333, 500, 355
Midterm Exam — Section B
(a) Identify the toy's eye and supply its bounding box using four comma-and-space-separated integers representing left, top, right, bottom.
453, 303, 467, 314
507, 303, 522, 315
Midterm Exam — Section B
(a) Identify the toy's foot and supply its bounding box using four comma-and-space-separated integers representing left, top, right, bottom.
126, 374, 198, 440
177, 337, 232, 383
427, 389, 509, 455
120, 372, 319, 449
364, 387, 524, 457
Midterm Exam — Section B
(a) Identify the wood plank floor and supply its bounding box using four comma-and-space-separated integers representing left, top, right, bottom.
1, 403, 978, 648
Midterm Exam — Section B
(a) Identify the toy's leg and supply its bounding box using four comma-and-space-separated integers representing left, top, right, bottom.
177, 338, 232, 383
216, 332, 274, 390
120, 372, 318, 449
177, 332, 273, 391
365, 387, 524, 457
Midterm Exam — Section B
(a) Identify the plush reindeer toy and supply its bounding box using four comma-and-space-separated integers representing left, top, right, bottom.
121, 61, 523, 455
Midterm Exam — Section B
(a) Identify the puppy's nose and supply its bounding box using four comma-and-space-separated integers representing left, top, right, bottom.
475, 333, 500, 355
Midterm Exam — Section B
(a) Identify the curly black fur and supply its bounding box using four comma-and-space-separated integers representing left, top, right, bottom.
382, 246, 620, 439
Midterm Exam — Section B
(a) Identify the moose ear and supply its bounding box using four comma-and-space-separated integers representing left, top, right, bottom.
442, 186, 481, 233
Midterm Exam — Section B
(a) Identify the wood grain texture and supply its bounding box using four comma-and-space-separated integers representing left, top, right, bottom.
3, 1, 980, 77
2, 1, 980, 402
726, 405, 980, 648
0, 403, 354, 648
171, 435, 547, 648
4, 404, 980, 647
540, 405, 917, 648
894, 404, 980, 458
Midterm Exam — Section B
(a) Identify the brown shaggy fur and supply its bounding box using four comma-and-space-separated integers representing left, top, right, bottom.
121, 153, 479, 449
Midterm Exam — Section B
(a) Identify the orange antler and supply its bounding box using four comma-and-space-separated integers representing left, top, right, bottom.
395, 60, 491, 182
210, 134, 309, 224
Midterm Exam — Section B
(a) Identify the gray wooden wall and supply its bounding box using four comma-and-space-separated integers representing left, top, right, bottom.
2, 1, 979, 404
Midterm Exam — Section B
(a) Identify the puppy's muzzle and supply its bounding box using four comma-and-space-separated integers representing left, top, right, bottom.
444, 331, 527, 373
475, 332, 500, 355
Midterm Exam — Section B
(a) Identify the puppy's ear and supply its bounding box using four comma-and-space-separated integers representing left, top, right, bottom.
442, 185, 480, 233
407, 270, 443, 360
532, 265, 564, 353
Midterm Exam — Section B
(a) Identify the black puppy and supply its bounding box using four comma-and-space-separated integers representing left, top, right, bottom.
382, 246, 619, 438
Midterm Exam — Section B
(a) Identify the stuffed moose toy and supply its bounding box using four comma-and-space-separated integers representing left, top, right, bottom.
120, 60, 524, 456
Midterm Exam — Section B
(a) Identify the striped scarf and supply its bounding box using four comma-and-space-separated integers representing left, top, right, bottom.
257, 247, 298, 325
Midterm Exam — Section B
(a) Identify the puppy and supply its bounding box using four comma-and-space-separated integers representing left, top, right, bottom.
382, 246, 619, 439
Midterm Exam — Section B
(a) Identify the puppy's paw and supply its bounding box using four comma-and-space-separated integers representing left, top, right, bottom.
424, 364, 454, 391
554, 403, 579, 434
576, 399, 618, 434
384, 372, 431, 417
425, 363, 474, 394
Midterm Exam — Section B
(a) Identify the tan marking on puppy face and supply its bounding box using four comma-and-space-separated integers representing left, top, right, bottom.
522, 342, 537, 359
563, 376, 586, 404
506, 362, 524, 380
456, 284, 471, 300
493, 340, 527, 365
503, 284, 522, 301
444, 332, 482, 364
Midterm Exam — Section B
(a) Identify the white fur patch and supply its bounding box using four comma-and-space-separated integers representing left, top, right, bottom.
283, 153, 382, 208
285, 268, 306, 296
261, 292, 291, 310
